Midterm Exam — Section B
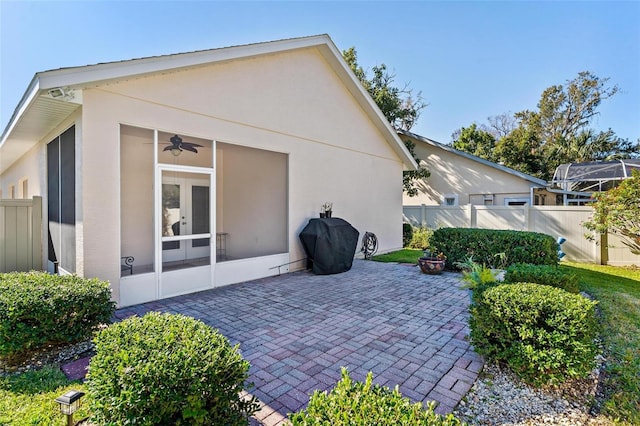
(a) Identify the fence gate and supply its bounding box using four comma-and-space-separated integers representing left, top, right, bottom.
0, 197, 43, 272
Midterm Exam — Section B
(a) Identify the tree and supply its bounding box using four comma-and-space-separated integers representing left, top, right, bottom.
452, 72, 639, 180
584, 170, 640, 255
343, 47, 430, 195
451, 124, 496, 161
481, 113, 517, 140
537, 71, 619, 146
546, 129, 636, 166
493, 125, 545, 178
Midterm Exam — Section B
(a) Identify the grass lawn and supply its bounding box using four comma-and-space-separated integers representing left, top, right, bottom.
0, 367, 90, 425
560, 262, 639, 425
372, 248, 423, 264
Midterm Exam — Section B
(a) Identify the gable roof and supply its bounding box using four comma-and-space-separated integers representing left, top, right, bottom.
1, 35, 417, 174
399, 129, 547, 186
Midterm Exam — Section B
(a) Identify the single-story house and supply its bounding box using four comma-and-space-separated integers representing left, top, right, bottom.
400, 130, 548, 207
0, 35, 416, 307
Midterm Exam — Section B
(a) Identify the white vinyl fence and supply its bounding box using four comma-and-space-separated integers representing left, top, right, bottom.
0, 197, 43, 272
403, 204, 640, 266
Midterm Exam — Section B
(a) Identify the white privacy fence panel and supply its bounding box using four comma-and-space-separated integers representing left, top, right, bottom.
0, 197, 43, 272
476, 206, 526, 231
403, 204, 640, 266
529, 207, 597, 264
606, 234, 640, 266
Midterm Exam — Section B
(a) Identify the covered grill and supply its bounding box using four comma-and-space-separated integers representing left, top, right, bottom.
299, 218, 360, 275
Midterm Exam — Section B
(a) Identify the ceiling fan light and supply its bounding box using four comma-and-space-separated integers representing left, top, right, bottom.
171, 147, 182, 156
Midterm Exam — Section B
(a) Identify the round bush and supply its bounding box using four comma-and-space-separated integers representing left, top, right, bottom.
86, 312, 258, 425
0, 271, 114, 362
470, 283, 598, 386
289, 368, 464, 425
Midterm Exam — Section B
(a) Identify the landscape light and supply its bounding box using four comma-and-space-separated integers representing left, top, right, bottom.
55, 390, 85, 426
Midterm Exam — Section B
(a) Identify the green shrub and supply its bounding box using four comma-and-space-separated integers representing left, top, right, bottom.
408, 227, 433, 250
289, 368, 465, 425
505, 263, 579, 293
87, 312, 258, 425
402, 223, 414, 247
431, 228, 557, 269
0, 271, 115, 363
470, 283, 598, 386
455, 256, 499, 289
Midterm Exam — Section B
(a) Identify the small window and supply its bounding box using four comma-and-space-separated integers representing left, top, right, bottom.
483, 194, 494, 206
504, 197, 529, 206
442, 194, 459, 206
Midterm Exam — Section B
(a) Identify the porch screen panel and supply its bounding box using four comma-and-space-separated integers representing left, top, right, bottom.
120, 125, 155, 275
47, 126, 76, 272
60, 127, 76, 271
47, 139, 60, 266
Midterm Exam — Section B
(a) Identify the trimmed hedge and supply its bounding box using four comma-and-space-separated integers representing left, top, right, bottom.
0, 272, 115, 362
87, 312, 258, 425
402, 223, 413, 247
504, 263, 579, 293
430, 228, 558, 269
289, 368, 465, 425
470, 283, 598, 386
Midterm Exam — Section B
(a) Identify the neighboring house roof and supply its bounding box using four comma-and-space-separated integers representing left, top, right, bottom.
1, 34, 417, 174
399, 129, 548, 187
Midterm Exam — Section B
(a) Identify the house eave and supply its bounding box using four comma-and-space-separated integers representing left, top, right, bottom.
0, 79, 81, 174
1, 34, 417, 174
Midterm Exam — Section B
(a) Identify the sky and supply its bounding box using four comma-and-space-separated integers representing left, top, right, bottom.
1, 1, 639, 144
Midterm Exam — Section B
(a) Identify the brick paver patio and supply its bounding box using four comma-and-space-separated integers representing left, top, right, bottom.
114, 260, 483, 425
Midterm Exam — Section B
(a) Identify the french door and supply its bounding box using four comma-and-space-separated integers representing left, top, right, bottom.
161, 171, 211, 264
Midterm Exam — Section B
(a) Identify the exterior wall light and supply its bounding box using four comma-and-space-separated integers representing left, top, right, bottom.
55, 390, 85, 426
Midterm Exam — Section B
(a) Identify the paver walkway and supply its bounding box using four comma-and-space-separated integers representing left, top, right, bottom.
115, 260, 483, 424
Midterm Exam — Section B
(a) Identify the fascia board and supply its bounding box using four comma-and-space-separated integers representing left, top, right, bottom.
0, 77, 40, 149
35, 35, 333, 90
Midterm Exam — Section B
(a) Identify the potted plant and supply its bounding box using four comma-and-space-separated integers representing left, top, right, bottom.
321, 202, 333, 218
418, 250, 446, 274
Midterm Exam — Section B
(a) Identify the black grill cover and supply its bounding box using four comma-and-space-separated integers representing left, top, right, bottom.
299, 218, 360, 275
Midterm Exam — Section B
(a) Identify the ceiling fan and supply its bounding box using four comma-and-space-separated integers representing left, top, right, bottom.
164, 134, 203, 156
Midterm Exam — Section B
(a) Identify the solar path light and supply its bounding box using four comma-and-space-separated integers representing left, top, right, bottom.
55, 390, 85, 426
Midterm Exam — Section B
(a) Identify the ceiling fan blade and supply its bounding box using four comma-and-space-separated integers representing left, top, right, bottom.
162, 145, 174, 152
182, 145, 198, 153
185, 142, 204, 148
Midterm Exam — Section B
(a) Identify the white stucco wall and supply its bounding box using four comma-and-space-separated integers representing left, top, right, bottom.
403, 136, 539, 206
79, 46, 404, 303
